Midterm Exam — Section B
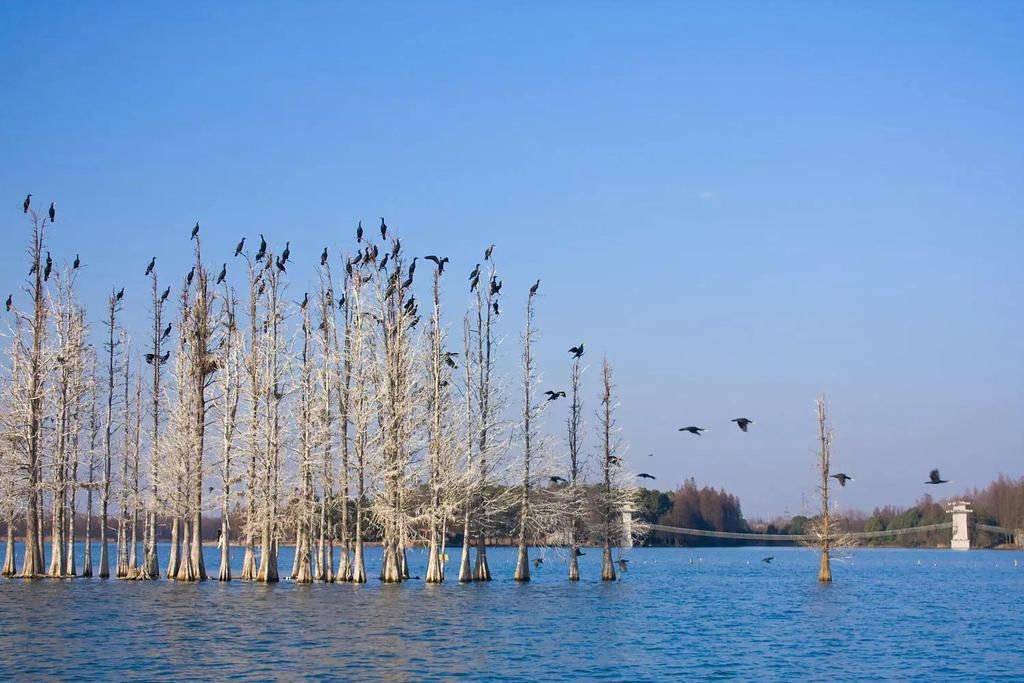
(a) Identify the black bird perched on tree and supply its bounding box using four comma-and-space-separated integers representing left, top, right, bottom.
529, 279, 540, 296
444, 351, 458, 369
216, 264, 227, 284
49, 202, 56, 222
637, 473, 656, 480
470, 275, 480, 292
925, 469, 949, 485
73, 254, 80, 270
485, 244, 495, 260
425, 255, 448, 273
731, 418, 754, 432
392, 238, 401, 259
380, 217, 388, 241
493, 302, 500, 316
161, 286, 170, 303
191, 222, 200, 240
145, 257, 156, 276
234, 238, 245, 257
831, 473, 853, 487
544, 390, 566, 401
116, 287, 124, 302
186, 267, 195, 287
23, 194, 31, 213
608, 455, 621, 466
44, 252, 52, 281
337, 294, 346, 309
276, 257, 287, 273
256, 234, 267, 261
162, 323, 172, 340
144, 353, 156, 364
402, 273, 414, 289
408, 256, 418, 277
357, 221, 363, 243
679, 426, 706, 435
549, 476, 568, 485
490, 278, 502, 295
5, 294, 11, 312
300, 292, 308, 309
321, 247, 328, 266
160, 351, 170, 363
569, 344, 584, 359
29, 261, 37, 276
762, 556, 774, 564
281, 241, 291, 264
469, 264, 480, 281
378, 252, 389, 271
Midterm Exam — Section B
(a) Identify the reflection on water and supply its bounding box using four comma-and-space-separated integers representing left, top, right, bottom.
1, 545, 1022, 680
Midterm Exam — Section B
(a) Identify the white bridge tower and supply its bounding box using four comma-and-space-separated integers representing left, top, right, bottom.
947, 500, 972, 550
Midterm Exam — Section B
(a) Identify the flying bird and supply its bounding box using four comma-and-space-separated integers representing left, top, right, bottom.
191, 222, 200, 240
379, 217, 388, 241
529, 279, 540, 296
234, 238, 245, 257
679, 426, 706, 435
73, 254, 80, 270
357, 221, 363, 242
48, 202, 56, 222
23, 194, 31, 213
925, 469, 949, 485
731, 418, 754, 432
321, 247, 328, 266
637, 473, 656, 480
569, 345, 584, 359
145, 257, 156, 276
544, 390, 566, 401
216, 264, 227, 285
485, 244, 495, 260
549, 476, 568, 485
762, 556, 774, 564
831, 473, 853, 487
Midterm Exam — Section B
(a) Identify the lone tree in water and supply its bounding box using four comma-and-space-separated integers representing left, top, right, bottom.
814, 394, 834, 583
513, 281, 541, 582
99, 287, 124, 579
565, 346, 585, 581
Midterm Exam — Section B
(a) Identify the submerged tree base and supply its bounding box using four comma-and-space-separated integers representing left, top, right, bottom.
818, 551, 832, 583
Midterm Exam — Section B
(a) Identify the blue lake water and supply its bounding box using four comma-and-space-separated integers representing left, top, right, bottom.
1, 544, 1022, 681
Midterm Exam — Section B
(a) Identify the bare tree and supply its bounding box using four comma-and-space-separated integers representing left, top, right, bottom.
99, 288, 124, 579
216, 288, 242, 581
565, 348, 585, 581
239, 256, 265, 581
294, 297, 315, 583
142, 268, 168, 579
513, 283, 540, 582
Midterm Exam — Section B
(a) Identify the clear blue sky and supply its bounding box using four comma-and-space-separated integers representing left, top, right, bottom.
2, 2, 1021, 518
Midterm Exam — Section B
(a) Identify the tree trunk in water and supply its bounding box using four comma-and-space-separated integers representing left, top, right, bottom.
351, 499, 366, 583
98, 499, 110, 578
176, 520, 195, 581
241, 537, 256, 581
473, 533, 492, 581
289, 522, 301, 580
295, 521, 312, 584
218, 516, 231, 581
143, 511, 159, 579
190, 509, 206, 581
601, 541, 616, 581
257, 521, 279, 583
82, 491, 93, 577
818, 549, 832, 583
569, 550, 580, 582
166, 516, 181, 579
425, 529, 443, 584
457, 511, 472, 582
2, 523, 15, 576
513, 542, 530, 583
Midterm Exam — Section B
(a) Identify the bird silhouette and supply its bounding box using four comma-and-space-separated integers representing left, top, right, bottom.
5, 294, 11, 312
549, 476, 568, 485
357, 221, 363, 242
44, 252, 52, 281
73, 254, 80, 270
276, 257, 287, 273
569, 345, 584, 359
379, 217, 388, 241
574, 548, 585, 557
321, 247, 328, 266
160, 351, 170, 363
926, 469, 949, 485
490, 278, 502, 295
408, 257, 418, 277
186, 267, 195, 287
492, 302, 500, 316
162, 323, 172, 340
617, 558, 629, 572
191, 222, 200, 240
608, 455, 621, 466
337, 294, 346, 309
444, 351, 459, 369
216, 264, 227, 284
533, 558, 543, 568
281, 241, 291, 263
544, 390, 566, 401
145, 257, 156, 276
469, 264, 480, 281
485, 244, 495, 261
161, 286, 170, 303
234, 238, 245, 257
144, 353, 156, 364
762, 556, 774, 564
300, 292, 308, 309
378, 253, 389, 271
425, 255, 449, 273
529, 279, 540, 296
115, 288, 124, 302
679, 426, 706, 435
637, 473, 656, 480
731, 418, 754, 432
48, 202, 56, 222
831, 473, 853, 487
256, 234, 267, 261
470, 275, 480, 293
392, 238, 401, 258
23, 194, 31, 213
